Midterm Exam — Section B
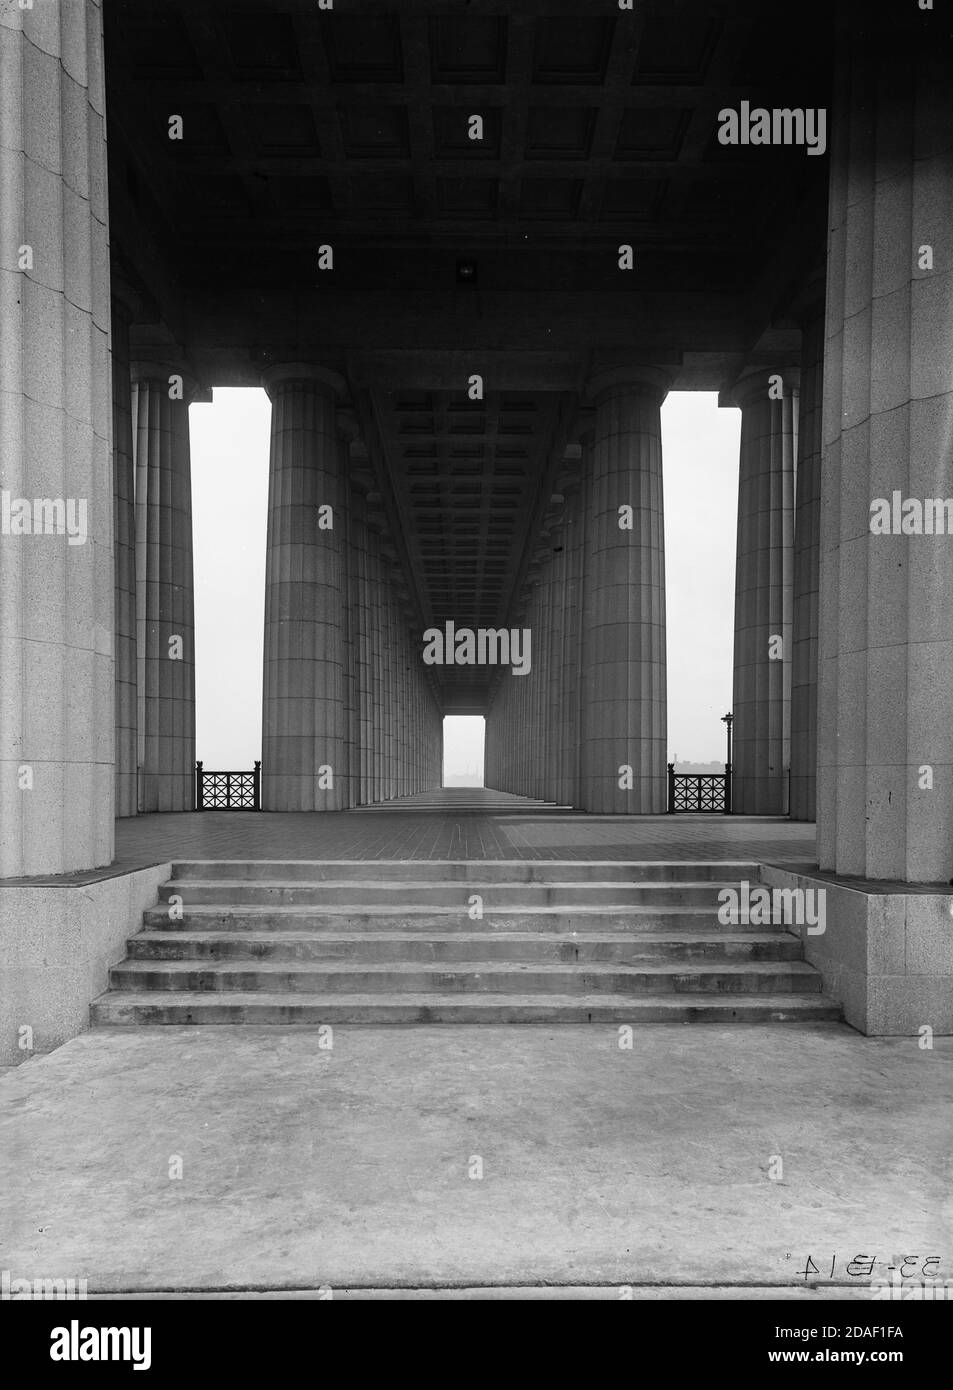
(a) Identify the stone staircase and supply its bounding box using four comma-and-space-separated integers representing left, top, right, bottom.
90, 861, 840, 1026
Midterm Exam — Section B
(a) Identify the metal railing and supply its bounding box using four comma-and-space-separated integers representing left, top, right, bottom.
667, 764, 730, 814
195, 761, 261, 811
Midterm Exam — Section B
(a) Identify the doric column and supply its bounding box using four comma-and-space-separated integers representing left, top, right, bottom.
564, 475, 585, 808
0, 1, 113, 875
573, 435, 593, 807
111, 287, 138, 819
818, 7, 953, 881
380, 575, 393, 800
728, 368, 798, 816
260, 364, 347, 811
360, 502, 374, 806
338, 417, 360, 808
368, 531, 383, 802
790, 298, 825, 822
540, 556, 555, 799
579, 368, 669, 813
132, 363, 198, 813
544, 543, 561, 801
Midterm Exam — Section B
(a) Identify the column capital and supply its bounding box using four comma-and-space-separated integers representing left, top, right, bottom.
723, 366, 800, 410
261, 362, 347, 401
586, 364, 674, 405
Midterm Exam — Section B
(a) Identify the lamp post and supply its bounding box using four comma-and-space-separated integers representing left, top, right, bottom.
721, 712, 733, 815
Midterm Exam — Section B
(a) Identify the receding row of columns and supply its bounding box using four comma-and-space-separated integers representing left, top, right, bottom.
260, 366, 442, 810
486, 370, 670, 814
727, 368, 798, 817
486, 352, 825, 821
108, 332, 199, 818
109, 354, 442, 820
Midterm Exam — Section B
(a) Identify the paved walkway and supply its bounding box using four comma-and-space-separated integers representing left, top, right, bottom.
105, 805, 815, 875
2, 1023, 949, 1294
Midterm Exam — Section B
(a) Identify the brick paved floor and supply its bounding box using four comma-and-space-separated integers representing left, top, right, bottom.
109, 790, 816, 872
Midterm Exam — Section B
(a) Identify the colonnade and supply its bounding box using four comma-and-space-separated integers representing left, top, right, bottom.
259, 364, 442, 810
484, 477, 583, 806
485, 369, 669, 814
2, 0, 951, 887
486, 347, 827, 821
726, 368, 798, 817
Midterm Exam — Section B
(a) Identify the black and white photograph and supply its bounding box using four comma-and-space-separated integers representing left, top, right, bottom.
1, 0, 951, 1361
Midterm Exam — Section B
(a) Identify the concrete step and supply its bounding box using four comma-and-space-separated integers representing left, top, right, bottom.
126, 930, 804, 964
157, 879, 739, 908
107, 959, 823, 996
91, 990, 843, 1026
141, 904, 781, 933
168, 860, 760, 884
91, 857, 839, 1029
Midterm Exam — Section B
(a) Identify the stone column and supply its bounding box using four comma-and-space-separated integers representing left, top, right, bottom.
111, 289, 137, 818
542, 547, 559, 801
573, 439, 593, 808
339, 421, 360, 809
818, 8, 953, 881
728, 369, 798, 816
563, 477, 584, 808
790, 302, 825, 822
260, 364, 347, 811
580, 369, 669, 813
0, 1, 113, 876
351, 489, 369, 806
132, 365, 197, 813
380, 579, 392, 800
369, 536, 383, 802
552, 506, 575, 806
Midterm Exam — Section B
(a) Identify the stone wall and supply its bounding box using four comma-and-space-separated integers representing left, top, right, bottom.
0, 864, 169, 1065
761, 864, 953, 1036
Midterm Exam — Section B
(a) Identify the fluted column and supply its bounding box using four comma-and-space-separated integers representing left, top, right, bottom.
574, 439, 593, 807
543, 546, 561, 801
132, 365, 197, 812
728, 369, 798, 816
790, 304, 825, 822
564, 478, 585, 808
0, 1, 113, 875
580, 369, 669, 813
369, 536, 383, 801
339, 425, 360, 809
381, 579, 392, 799
353, 490, 371, 806
818, 6, 953, 881
261, 364, 347, 811
111, 292, 137, 818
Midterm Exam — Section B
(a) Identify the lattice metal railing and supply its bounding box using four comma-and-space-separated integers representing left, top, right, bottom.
667, 764, 730, 814
195, 761, 261, 811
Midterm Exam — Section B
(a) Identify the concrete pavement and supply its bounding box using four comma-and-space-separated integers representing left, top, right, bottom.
2, 1022, 950, 1295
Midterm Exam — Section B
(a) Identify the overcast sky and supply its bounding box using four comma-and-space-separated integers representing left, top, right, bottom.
190, 389, 740, 779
